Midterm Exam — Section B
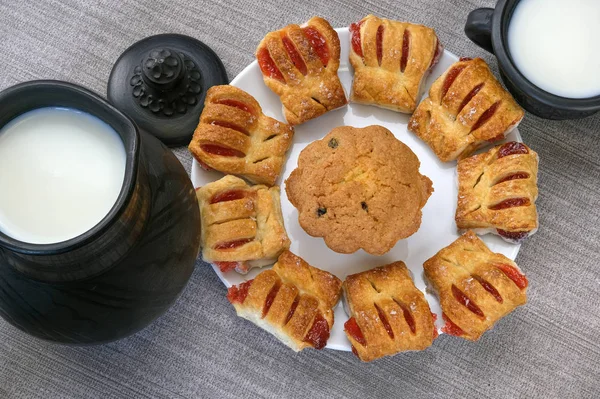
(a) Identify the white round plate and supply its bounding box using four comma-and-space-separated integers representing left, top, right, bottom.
191, 28, 522, 351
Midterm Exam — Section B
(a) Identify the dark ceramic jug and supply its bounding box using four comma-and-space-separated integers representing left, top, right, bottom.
0, 81, 201, 344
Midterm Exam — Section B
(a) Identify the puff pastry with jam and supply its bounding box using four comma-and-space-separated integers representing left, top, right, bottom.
423, 231, 528, 341
349, 15, 442, 113
196, 175, 290, 274
456, 142, 539, 243
256, 16, 347, 125
408, 58, 525, 162
227, 250, 342, 351
343, 262, 437, 362
189, 85, 294, 186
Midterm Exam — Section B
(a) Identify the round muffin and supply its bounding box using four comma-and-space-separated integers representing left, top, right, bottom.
285, 125, 433, 255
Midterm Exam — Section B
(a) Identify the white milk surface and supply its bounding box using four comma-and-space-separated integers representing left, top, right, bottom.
0, 107, 126, 244
508, 0, 600, 99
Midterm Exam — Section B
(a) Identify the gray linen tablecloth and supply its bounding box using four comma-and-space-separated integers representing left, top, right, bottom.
0, 0, 598, 398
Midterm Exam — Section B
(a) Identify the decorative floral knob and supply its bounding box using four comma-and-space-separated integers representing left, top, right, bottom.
142, 49, 184, 91
130, 47, 203, 117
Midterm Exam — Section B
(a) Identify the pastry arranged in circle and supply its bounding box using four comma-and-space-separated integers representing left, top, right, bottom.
227, 250, 343, 351
456, 142, 539, 243
349, 15, 442, 113
423, 231, 528, 341
343, 262, 437, 362
408, 57, 525, 162
285, 125, 433, 255
188, 85, 294, 186
255, 16, 347, 125
196, 175, 290, 274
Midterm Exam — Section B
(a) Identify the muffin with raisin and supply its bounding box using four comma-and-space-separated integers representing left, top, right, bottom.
285, 125, 433, 255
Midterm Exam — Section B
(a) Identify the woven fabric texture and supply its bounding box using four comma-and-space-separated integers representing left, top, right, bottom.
0, 0, 599, 398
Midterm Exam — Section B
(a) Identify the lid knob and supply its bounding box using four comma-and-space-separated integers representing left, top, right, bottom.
142, 48, 184, 91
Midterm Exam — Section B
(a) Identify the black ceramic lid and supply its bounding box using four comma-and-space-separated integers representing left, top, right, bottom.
108, 34, 228, 146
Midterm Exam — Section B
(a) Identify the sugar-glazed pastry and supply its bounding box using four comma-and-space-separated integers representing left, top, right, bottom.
456, 142, 539, 243
196, 175, 290, 274
423, 231, 528, 341
227, 250, 342, 351
408, 58, 525, 162
255, 16, 347, 125
189, 85, 294, 186
286, 125, 433, 255
343, 262, 437, 362
349, 15, 442, 113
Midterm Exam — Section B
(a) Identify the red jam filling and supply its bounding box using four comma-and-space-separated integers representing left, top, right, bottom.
441, 65, 467, 99
471, 100, 501, 132
281, 33, 307, 75
488, 197, 530, 211
349, 21, 364, 57
400, 29, 411, 72
397, 301, 416, 334
198, 159, 213, 171
215, 261, 240, 273
374, 304, 394, 339
284, 295, 300, 325
458, 83, 484, 114
496, 263, 528, 289
431, 313, 439, 339
351, 345, 359, 357
473, 275, 503, 303
496, 172, 530, 184
376, 25, 384, 66
344, 317, 366, 346
498, 142, 529, 158
209, 120, 249, 135
452, 284, 485, 318
200, 144, 246, 158
441, 313, 466, 337
227, 279, 253, 304
210, 189, 247, 204
257, 47, 284, 82
213, 238, 252, 250
460, 57, 473, 62
262, 281, 281, 318
303, 312, 330, 349
497, 229, 530, 242
213, 99, 255, 115
429, 38, 442, 69
302, 26, 330, 66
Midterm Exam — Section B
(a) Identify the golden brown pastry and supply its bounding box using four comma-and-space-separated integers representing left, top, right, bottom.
423, 231, 528, 341
285, 125, 433, 255
456, 142, 539, 243
343, 262, 437, 362
189, 85, 294, 186
408, 57, 525, 162
255, 16, 347, 125
196, 175, 290, 274
349, 15, 442, 113
227, 250, 342, 351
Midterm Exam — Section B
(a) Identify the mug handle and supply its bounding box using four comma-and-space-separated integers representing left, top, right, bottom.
465, 8, 495, 54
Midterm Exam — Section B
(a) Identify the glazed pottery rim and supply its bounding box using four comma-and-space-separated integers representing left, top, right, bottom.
492, 0, 600, 110
0, 80, 140, 255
